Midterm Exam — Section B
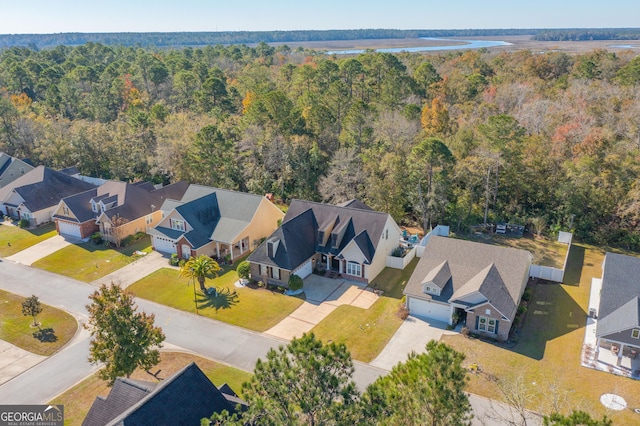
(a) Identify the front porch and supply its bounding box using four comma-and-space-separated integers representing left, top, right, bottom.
211, 236, 250, 263
315, 253, 367, 283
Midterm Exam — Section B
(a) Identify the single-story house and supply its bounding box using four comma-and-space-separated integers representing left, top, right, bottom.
403, 236, 532, 341
53, 180, 189, 243
0, 152, 34, 188
248, 199, 401, 286
82, 362, 246, 426
0, 165, 96, 226
594, 252, 640, 361
149, 185, 284, 260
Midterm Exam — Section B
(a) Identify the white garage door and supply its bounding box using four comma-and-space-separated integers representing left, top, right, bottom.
408, 297, 451, 324
153, 236, 176, 254
57, 221, 82, 238
294, 259, 313, 278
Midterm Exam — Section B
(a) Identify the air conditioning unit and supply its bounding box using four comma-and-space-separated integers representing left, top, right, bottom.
588, 308, 597, 319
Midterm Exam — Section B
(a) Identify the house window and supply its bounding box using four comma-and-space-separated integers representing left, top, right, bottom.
347, 261, 361, 277
478, 316, 497, 334
91, 201, 98, 213
20, 167, 25, 175
273, 268, 280, 280
385, 229, 388, 239
633, 329, 640, 339
21, 212, 31, 219
146, 214, 153, 225
170, 219, 186, 231
63, 206, 69, 215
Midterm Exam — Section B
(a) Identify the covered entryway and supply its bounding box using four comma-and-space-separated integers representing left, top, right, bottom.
181, 244, 191, 259
57, 221, 82, 238
408, 297, 452, 324
153, 236, 177, 255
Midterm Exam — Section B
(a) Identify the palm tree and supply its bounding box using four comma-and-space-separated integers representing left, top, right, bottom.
179, 255, 221, 292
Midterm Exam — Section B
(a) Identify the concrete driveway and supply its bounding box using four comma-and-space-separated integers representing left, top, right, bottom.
90, 250, 172, 288
0, 340, 46, 386
370, 315, 457, 370
265, 275, 378, 340
5, 235, 72, 266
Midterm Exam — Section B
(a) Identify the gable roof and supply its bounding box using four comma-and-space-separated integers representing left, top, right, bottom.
404, 236, 532, 321
249, 199, 391, 272
337, 199, 374, 211
0, 166, 96, 212
0, 153, 34, 187
422, 260, 451, 290
596, 253, 640, 337
152, 185, 270, 246
83, 362, 246, 426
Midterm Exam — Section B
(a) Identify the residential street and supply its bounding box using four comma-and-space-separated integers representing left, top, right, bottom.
0, 260, 539, 424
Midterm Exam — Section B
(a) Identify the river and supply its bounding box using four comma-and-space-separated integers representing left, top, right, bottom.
326, 37, 512, 55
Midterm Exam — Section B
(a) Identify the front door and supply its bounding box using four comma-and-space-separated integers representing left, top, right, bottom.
331, 257, 340, 271
181, 244, 191, 259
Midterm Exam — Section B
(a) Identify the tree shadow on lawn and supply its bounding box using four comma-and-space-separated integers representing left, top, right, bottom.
562, 244, 585, 286
512, 281, 586, 360
33, 328, 58, 343
195, 287, 239, 312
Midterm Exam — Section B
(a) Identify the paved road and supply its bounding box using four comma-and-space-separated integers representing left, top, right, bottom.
0, 260, 540, 424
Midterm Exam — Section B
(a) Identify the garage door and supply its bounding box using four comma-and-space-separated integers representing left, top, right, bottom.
294, 259, 313, 278
153, 236, 176, 254
57, 221, 82, 238
408, 297, 451, 324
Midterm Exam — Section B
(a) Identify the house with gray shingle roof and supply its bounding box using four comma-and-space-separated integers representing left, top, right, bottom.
0, 152, 34, 188
53, 180, 188, 243
403, 236, 532, 341
0, 165, 96, 226
148, 185, 284, 261
594, 253, 640, 361
247, 199, 401, 286
82, 362, 246, 426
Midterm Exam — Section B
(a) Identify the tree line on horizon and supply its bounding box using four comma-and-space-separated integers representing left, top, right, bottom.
1, 42, 640, 249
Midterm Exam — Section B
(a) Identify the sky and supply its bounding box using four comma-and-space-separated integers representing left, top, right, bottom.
2, 0, 639, 34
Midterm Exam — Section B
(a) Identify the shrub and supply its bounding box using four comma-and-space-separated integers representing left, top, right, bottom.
18, 219, 30, 228
178, 259, 186, 267
236, 261, 250, 279
522, 287, 534, 302
391, 246, 406, 257
90, 232, 103, 245
169, 253, 179, 266
288, 274, 303, 291
517, 304, 528, 315
397, 303, 409, 320
121, 231, 145, 247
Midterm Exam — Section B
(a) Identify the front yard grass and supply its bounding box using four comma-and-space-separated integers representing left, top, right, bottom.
32, 236, 152, 282
0, 222, 57, 257
312, 258, 419, 362
442, 243, 640, 424
0, 289, 77, 356
49, 351, 252, 426
128, 267, 304, 332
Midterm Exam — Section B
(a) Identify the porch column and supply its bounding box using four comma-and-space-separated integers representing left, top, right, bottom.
230, 244, 234, 262
338, 260, 343, 274
326, 256, 330, 270
595, 338, 600, 356
216, 242, 220, 257
239, 239, 244, 255
619, 343, 625, 359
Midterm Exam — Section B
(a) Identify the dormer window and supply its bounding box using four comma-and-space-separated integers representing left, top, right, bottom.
63, 206, 69, 215
633, 329, 640, 339
91, 201, 98, 213
331, 233, 338, 248
19, 167, 25, 175
170, 219, 186, 231
318, 230, 324, 245
423, 283, 441, 296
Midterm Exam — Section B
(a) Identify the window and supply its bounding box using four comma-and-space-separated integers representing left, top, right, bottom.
478, 316, 497, 334
91, 201, 98, 213
170, 219, 186, 231
385, 229, 388, 239
347, 261, 361, 277
146, 214, 153, 225
633, 329, 640, 339
20, 167, 25, 175
63, 206, 69, 215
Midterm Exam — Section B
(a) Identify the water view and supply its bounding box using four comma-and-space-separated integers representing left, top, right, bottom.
326, 37, 512, 55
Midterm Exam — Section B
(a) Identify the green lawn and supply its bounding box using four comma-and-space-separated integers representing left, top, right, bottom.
0, 289, 77, 356
50, 351, 252, 426
32, 236, 152, 282
442, 243, 640, 424
0, 222, 57, 257
128, 267, 304, 332
311, 258, 419, 362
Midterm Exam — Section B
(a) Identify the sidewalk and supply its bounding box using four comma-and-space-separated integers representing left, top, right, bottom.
90, 250, 173, 288
5, 235, 72, 266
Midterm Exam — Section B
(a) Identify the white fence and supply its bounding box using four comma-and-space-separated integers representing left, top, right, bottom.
529, 232, 573, 283
386, 246, 416, 269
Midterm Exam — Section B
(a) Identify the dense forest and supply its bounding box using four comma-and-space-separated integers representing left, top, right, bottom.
533, 28, 640, 41
1, 42, 640, 248
0, 29, 546, 49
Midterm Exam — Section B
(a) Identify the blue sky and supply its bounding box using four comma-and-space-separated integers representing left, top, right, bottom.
3, 0, 638, 34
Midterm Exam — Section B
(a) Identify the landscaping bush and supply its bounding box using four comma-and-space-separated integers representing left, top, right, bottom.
236, 261, 250, 279
391, 246, 406, 257
521, 287, 534, 302
90, 232, 103, 245
18, 219, 29, 228
121, 231, 145, 247
288, 274, 303, 291
169, 253, 179, 266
